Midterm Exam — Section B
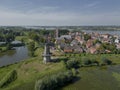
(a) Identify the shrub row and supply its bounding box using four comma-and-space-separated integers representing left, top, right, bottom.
0, 70, 17, 88
82, 58, 99, 66
81, 57, 112, 66
35, 70, 76, 90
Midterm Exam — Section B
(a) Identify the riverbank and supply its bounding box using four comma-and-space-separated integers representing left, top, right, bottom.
0, 49, 15, 56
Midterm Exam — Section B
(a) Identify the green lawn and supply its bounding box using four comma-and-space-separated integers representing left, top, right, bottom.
0, 46, 7, 52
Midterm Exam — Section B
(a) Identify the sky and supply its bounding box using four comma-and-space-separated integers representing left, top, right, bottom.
0, 0, 120, 26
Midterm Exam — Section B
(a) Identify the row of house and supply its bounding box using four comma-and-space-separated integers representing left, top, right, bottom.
55, 31, 120, 54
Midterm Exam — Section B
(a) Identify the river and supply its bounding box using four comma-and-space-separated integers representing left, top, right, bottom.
0, 46, 29, 67
82, 30, 120, 36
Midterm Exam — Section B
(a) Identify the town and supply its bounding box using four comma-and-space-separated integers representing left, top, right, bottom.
0, 27, 120, 90
50, 29, 120, 55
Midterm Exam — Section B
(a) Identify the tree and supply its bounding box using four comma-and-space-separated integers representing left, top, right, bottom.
82, 58, 92, 65
28, 31, 39, 42
6, 43, 12, 50
93, 39, 101, 45
4, 34, 15, 43
28, 42, 35, 57
84, 34, 91, 41
66, 59, 79, 69
98, 43, 116, 54
101, 57, 112, 65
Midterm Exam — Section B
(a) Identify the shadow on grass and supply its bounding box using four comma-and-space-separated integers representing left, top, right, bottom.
51, 57, 69, 63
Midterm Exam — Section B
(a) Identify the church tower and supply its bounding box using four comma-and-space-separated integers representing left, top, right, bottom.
42, 43, 51, 64
56, 28, 59, 39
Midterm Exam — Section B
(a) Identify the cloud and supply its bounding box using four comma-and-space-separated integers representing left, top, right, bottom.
84, 1, 100, 8
26, 6, 59, 14
0, 6, 120, 26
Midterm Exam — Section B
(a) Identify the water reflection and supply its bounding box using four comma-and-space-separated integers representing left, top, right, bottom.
0, 46, 29, 67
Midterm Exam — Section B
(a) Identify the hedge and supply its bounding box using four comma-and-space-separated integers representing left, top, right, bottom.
0, 70, 17, 88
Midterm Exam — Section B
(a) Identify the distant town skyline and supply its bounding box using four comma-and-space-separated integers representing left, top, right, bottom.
0, 0, 120, 26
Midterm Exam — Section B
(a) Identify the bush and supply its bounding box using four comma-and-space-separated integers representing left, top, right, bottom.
71, 68, 78, 77
0, 70, 17, 88
27, 42, 35, 57
66, 60, 79, 69
101, 57, 112, 65
91, 59, 99, 66
35, 70, 75, 90
82, 58, 92, 65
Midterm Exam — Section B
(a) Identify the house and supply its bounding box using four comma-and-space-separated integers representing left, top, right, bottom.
105, 50, 111, 53
102, 38, 111, 43
95, 43, 101, 49
101, 34, 110, 39
55, 38, 65, 45
73, 45, 84, 53
58, 43, 66, 50
86, 40, 94, 48
64, 45, 73, 53
64, 44, 84, 53
70, 39, 79, 46
89, 46, 97, 54
60, 35, 72, 40
113, 35, 119, 39
75, 36, 84, 45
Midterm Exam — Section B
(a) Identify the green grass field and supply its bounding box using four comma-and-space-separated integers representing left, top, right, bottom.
0, 56, 66, 90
